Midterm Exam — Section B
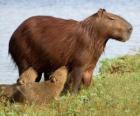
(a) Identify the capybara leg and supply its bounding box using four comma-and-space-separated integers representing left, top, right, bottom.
18, 66, 28, 77
44, 72, 50, 81
17, 60, 29, 76
82, 70, 93, 87
62, 73, 72, 94
70, 67, 83, 94
35, 72, 42, 82
17, 64, 30, 84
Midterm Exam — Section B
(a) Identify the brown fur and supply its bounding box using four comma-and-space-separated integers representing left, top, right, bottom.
9, 9, 133, 93
17, 67, 38, 85
0, 84, 18, 98
0, 84, 20, 103
0, 66, 68, 104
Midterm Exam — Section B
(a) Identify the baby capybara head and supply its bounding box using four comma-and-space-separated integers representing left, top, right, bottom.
50, 66, 68, 84
91, 9, 133, 42
17, 67, 37, 85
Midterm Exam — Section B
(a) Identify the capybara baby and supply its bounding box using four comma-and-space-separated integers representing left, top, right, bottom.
0, 66, 68, 104
17, 67, 38, 85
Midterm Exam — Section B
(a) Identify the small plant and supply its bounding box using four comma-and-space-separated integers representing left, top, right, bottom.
99, 54, 140, 76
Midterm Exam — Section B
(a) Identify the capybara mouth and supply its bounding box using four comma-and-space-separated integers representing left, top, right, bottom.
117, 27, 133, 42
123, 24, 133, 42
122, 30, 133, 42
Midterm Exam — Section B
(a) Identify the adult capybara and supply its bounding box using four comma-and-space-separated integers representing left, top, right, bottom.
0, 66, 68, 104
17, 67, 38, 85
9, 9, 133, 93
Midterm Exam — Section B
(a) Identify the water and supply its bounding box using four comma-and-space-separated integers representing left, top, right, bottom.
0, 0, 140, 84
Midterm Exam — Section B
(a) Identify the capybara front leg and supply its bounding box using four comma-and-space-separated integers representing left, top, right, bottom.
70, 67, 83, 94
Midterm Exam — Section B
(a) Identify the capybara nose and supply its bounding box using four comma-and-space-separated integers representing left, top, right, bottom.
128, 25, 133, 33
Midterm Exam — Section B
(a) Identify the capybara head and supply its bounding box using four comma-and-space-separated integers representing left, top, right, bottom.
0, 84, 18, 98
17, 67, 37, 85
50, 66, 68, 84
91, 9, 133, 42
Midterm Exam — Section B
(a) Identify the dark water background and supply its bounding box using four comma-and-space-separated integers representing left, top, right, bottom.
0, 0, 140, 83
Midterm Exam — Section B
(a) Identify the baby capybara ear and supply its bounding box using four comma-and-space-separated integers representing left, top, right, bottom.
50, 77, 57, 83
49, 66, 68, 83
49, 73, 57, 83
17, 79, 25, 85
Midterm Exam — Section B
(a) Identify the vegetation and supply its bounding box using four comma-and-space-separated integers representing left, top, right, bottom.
0, 54, 140, 116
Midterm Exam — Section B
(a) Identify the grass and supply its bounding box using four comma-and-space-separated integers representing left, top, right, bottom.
0, 53, 140, 116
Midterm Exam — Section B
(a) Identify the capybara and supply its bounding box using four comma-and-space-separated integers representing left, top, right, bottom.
0, 66, 68, 104
0, 84, 18, 98
0, 84, 20, 103
17, 67, 38, 85
9, 9, 133, 93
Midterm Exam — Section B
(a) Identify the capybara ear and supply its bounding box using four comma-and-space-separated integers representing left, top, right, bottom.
50, 77, 57, 83
97, 8, 106, 17
17, 79, 25, 85
49, 74, 57, 83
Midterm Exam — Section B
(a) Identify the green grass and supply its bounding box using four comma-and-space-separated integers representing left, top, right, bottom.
0, 54, 140, 116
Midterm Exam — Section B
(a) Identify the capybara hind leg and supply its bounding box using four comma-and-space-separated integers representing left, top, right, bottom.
82, 70, 93, 87
35, 72, 42, 82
